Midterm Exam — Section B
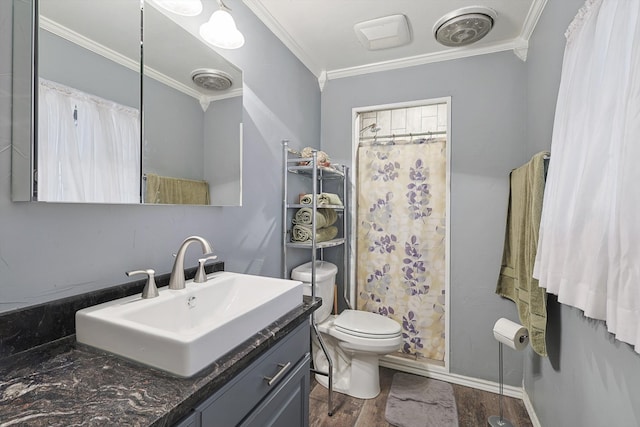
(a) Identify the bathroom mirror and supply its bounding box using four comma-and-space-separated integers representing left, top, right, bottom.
11, 0, 243, 206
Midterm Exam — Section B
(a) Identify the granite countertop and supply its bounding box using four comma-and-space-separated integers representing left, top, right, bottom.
0, 296, 320, 427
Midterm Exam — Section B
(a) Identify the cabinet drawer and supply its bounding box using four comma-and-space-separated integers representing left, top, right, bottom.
198, 321, 309, 427
240, 354, 310, 427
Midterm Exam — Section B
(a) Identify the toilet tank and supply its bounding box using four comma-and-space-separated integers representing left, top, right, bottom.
292, 261, 337, 322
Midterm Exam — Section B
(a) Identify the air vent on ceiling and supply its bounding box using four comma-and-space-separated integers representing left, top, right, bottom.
191, 69, 233, 91
354, 14, 411, 51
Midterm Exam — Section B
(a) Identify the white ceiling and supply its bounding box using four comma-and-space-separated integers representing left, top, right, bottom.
243, 0, 548, 82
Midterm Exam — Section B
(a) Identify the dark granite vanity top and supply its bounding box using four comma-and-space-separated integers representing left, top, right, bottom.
0, 266, 319, 426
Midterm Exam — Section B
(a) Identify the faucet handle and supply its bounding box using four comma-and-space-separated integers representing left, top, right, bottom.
194, 254, 218, 283
126, 269, 160, 299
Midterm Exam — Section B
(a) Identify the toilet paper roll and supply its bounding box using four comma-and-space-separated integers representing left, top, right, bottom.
493, 318, 529, 351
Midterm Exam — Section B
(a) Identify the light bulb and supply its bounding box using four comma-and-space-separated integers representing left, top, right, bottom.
199, 9, 245, 49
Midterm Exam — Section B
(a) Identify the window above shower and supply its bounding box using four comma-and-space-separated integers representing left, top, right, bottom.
359, 103, 448, 145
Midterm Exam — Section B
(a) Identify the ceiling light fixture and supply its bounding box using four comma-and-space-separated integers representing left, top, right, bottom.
150, 0, 203, 17
199, 0, 245, 49
433, 6, 497, 47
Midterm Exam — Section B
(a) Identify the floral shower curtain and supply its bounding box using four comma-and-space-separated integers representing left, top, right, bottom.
357, 140, 447, 361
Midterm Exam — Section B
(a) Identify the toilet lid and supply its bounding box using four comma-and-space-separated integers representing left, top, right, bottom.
334, 310, 401, 338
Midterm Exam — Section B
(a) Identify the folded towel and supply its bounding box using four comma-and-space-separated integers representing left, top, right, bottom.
291, 225, 338, 243
299, 192, 343, 207
292, 208, 337, 228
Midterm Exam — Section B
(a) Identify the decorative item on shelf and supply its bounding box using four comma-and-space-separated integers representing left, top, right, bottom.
299, 147, 331, 167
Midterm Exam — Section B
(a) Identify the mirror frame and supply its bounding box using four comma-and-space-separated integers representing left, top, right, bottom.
12, 0, 36, 201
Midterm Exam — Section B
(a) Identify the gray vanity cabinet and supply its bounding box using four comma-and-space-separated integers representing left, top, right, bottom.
175, 321, 310, 427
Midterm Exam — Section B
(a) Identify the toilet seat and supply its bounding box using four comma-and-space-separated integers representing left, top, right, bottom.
333, 310, 401, 339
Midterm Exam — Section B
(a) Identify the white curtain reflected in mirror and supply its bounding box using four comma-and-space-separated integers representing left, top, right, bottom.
37, 79, 141, 203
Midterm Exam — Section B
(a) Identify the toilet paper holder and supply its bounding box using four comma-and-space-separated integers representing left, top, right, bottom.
488, 318, 529, 427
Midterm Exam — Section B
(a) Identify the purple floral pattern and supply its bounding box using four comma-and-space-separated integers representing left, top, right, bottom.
369, 234, 397, 254
364, 192, 394, 232
402, 236, 429, 296
357, 141, 447, 361
402, 311, 424, 354
373, 158, 400, 182
407, 159, 433, 220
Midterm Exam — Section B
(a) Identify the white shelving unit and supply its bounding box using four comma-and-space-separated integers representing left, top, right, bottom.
282, 141, 349, 417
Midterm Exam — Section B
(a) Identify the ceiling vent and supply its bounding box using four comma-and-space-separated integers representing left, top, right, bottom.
354, 14, 411, 51
191, 69, 233, 91
433, 6, 497, 47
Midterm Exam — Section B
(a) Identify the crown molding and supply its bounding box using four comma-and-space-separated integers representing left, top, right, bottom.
39, 17, 240, 105
521, 0, 548, 41
326, 39, 528, 81
513, 37, 529, 62
40, 16, 139, 73
318, 70, 328, 92
242, 0, 323, 77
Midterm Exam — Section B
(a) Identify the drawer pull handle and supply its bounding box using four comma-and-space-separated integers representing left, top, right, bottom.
264, 362, 291, 386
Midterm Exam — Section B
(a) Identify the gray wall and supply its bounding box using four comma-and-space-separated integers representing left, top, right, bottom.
524, 0, 640, 425
143, 76, 205, 181
321, 52, 529, 386
204, 95, 242, 205
0, 0, 320, 312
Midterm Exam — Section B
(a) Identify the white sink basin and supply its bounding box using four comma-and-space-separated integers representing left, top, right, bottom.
76, 272, 303, 377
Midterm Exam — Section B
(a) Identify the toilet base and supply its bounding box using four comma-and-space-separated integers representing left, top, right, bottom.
314, 352, 381, 399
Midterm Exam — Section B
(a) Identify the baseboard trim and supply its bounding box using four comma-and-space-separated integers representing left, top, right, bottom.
522, 386, 542, 427
379, 355, 523, 399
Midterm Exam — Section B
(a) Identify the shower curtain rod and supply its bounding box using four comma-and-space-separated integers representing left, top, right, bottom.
359, 130, 447, 141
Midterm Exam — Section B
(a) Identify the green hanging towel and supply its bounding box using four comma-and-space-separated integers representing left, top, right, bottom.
496, 151, 549, 357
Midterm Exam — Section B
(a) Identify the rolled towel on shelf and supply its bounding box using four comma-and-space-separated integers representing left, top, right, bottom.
292, 208, 337, 228
291, 225, 338, 243
299, 192, 343, 207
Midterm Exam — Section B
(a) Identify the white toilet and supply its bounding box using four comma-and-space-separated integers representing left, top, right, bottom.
293, 261, 402, 399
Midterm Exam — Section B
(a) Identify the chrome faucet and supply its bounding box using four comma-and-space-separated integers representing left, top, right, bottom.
126, 269, 159, 299
168, 236, 214, 290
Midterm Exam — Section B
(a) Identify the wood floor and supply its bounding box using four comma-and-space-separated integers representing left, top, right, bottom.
309, 367, 533, 427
